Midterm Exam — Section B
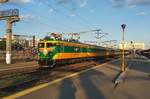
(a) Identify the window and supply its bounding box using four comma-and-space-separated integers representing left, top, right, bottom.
38, 43, 44, 48
46, 43, 56, 48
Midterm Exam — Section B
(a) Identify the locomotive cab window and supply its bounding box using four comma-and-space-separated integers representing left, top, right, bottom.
38, 43, 44, 48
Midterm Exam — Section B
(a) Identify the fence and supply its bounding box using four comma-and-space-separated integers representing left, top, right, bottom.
0, 49, 38, 64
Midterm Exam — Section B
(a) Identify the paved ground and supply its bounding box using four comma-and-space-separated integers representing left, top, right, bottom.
3, 55, 150, 99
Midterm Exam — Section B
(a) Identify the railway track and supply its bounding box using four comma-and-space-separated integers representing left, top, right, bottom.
143, 54, 150, 59
0, 65, 38, 78
140, 49, 150, 59
0, 60, 109, 97
0, 61, 39, 78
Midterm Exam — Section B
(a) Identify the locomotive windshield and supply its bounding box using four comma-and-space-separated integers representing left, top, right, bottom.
38, 43, 45, 48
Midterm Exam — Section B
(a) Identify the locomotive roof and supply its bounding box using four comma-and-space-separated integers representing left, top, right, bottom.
39, 39, 115, 50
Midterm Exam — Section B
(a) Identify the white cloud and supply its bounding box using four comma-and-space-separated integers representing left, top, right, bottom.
90, 9, 94, 13
69, 13, 76, 17
20, 14, 35, 20
129, 5, 136, 8
136, 12, 148, 16
9, 0, 33, 4
77, 0, 88, 7
112, 0, 126, 7
57, 0, 70, 4
48, 8, 54, 13
128, 0, 150, 6
56, 0, 88, 8
112, 0, 150, 7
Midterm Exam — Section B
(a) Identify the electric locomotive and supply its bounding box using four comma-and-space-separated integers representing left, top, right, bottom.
38, 34, 119, 68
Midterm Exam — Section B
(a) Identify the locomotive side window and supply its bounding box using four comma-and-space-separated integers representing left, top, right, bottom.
38, 43, 44, 48
46, 43, 56, 48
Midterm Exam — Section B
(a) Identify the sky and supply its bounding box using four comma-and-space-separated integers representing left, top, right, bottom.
0, 0, 150, 48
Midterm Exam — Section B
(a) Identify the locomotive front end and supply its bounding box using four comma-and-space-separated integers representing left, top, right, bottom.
38, 41, 55, 68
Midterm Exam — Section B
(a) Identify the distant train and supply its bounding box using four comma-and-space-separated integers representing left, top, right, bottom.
37, 37, 128, 68
139, 49, 150, 58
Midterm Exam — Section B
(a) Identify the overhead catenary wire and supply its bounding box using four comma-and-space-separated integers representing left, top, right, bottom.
58, 0, 97, 29
3, 2, 73, 33
0, 1, 94, 39
19, 7, 69, 31
1, 0, 102, 40
39, 0, 94, 30
1, 0, 97, 34
2, 6, 59, 29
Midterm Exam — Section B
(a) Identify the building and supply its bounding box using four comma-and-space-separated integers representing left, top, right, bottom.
3, 34, 39, 48
119, 42, 145, 50
0, 37, 4, 41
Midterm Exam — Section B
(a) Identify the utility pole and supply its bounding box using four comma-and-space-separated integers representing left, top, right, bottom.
121, 24, 126, 72
0, 9, 20, 64
6, 18, 12, 64
95, 29, 101, 39
6, 17, 19, 64
95, 29, 108, 46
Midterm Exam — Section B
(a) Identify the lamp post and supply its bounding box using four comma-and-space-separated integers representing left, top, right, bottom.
121, 24, 126, 72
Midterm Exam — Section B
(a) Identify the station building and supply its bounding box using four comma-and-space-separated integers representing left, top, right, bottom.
119, 42, 145, 50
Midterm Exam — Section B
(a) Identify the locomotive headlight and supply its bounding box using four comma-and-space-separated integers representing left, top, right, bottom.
43, 48, 48, 56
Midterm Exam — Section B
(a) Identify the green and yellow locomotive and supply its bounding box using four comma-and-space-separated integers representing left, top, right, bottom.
38, 35, 120, 68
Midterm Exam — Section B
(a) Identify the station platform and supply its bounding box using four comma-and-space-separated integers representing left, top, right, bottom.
3, 55, 150, 99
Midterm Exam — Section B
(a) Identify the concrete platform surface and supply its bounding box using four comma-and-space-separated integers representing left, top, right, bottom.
3, 55, 150, 99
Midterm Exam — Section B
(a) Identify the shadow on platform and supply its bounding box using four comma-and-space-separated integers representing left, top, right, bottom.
78, 69, 106, 99
57, 69, 107, 99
